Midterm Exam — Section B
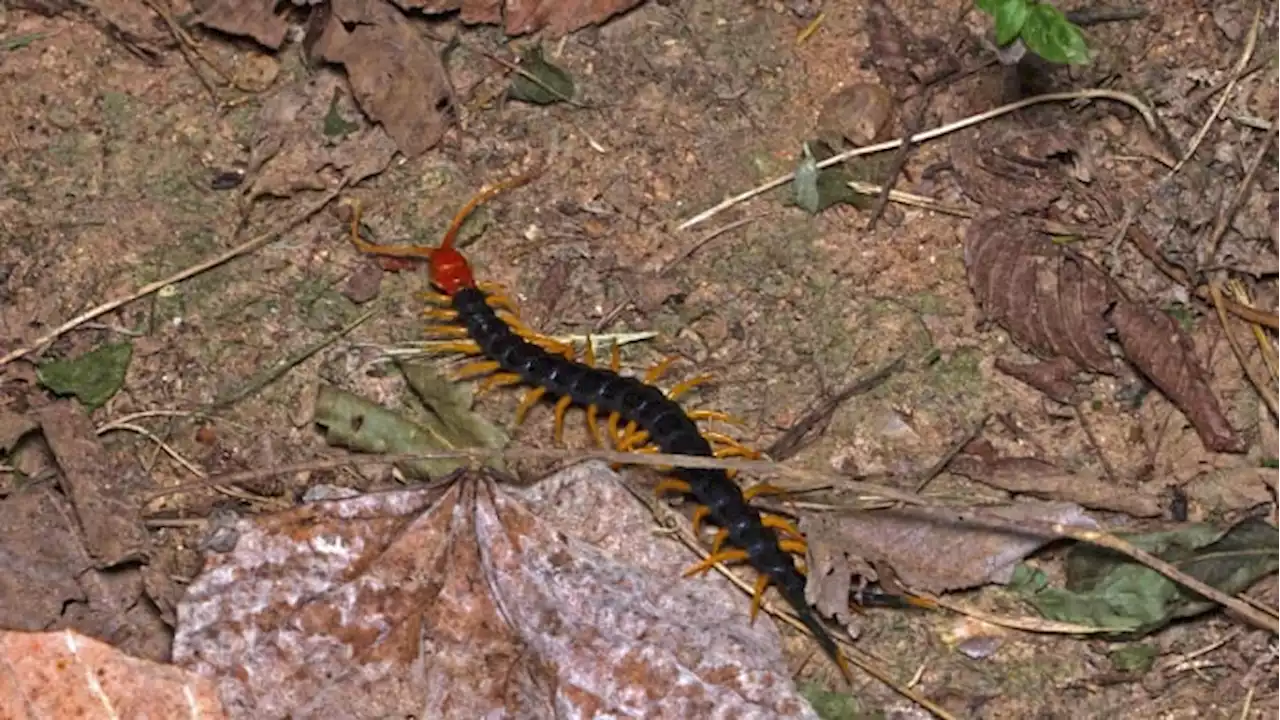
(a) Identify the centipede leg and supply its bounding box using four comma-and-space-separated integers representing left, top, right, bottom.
691, 505, 711, 536
422, 340, 481, 353
419, 290, 452, 306
423, 325, 473, 339
710, 528, 729, 554
749, 574, 771, 623
703, 431, 761, 459
422, 307, 460, 321
515, 386, 546, 425
761, 514, 805, 543
609, 343, 621, 372
552, 395, 573, 445
667, 374, 713, 401
453, 360, 502, 380
654, 477, 692, 497
686, 409, 742, 425
478, 372, 522, 393
778, 539, 807, 556
585, 404, 602, 447
742, 483, 787, 501
682, 548, 749, 577
644, 356, 678, 384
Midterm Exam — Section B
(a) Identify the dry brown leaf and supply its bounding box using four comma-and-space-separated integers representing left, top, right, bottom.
1110, 300, 1246, 454
964, 214, 1120, 388
173, 462, 819, 719
0, 487, 89, 631
500, 0, 645, 37
952, 124, 1083, 214
248, 71, 398, 200
801, 501, 1097, 596
1182, 467, 1276, 518
310, 0, 452, 158
948, 451, 1165, 518
194, 0, 290, 50
0, 629, 227, 720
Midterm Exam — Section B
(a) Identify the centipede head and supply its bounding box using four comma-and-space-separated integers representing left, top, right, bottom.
428, 170, 539, 297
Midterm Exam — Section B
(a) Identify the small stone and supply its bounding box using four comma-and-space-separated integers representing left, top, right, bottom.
816, 82, 896, 148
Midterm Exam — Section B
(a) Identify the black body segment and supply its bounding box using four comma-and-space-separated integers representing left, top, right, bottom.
452, 287, 845, 664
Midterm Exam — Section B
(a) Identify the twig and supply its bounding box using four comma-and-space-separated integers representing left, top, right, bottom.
658, 216, 758, 276
1209, 283, 1278, 418
0, 183, 349, 367
844, 179, 1107, 236
1109, 4, 1262, 258
765, 355, 906, 461
677, 88, 1159, 231
1074, 403, 1119, 485
931, 596, 1115, 634
1203, 116, 1278, 264
211, 308, 377, 409
865, 91, 930, 232
914, 414, 988, 492
424, 30, 590, 109
1226, 279, 1278, 378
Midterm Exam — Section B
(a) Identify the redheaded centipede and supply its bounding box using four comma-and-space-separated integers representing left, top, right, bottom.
341, 173, 856, 683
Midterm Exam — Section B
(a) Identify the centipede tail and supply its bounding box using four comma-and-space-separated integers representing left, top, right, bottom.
346, 176, 859, 684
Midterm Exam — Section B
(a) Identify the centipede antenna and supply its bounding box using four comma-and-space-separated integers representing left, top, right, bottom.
345, 198, 438, 261
440, 171, 540, 251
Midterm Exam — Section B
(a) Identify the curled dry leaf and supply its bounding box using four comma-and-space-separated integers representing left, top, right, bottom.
800, 501, 1098, 596
948, 448, 1165, 518
309, 0, 452, 158
173, 463, 819, 719
1109, 300, 1245, 454
249, 71, 398, 199
0, 629, 227, 720
951, 123, 1086, 214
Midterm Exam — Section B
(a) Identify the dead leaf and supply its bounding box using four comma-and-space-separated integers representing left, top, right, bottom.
0, 629, 227, 720
194, 0, 290, 50
952, 123, 1083, 214
949, 451, 1165, 517
501, 0, 645, 37
172, 463, 820, 718
1110, 300, 1245, 453
964, 214, 1119, 386
310, 0, 452, 158
249, 71, 398, 199
36, 400, 148, 566
1182, 467, 1276, 517
0, 487, 90, 631
801, 500, 1098, 596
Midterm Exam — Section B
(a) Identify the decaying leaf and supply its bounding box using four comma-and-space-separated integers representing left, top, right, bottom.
500, 0, 645, 37
308, 0, 452, 158
964, 215, 1118, 388
399, 360, 510, 463
948, 447, 1165, 517
172, 463, 820, 719
193, 0, 289, 50
0, 629, 228, 720
1110, 299, 1245, 453
248, 71, 397, 199
951, 123, 1087, 214
1024, 517, 1278, 635
36, 341, 132, 410
800, 501, 1098, 598
792, 140, 863, 215
508, 45, 575, 104
313, 376, 507, 480
0, 487, 90, 631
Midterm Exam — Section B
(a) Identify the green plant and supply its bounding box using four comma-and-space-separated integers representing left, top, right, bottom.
976, 0, 1091, 65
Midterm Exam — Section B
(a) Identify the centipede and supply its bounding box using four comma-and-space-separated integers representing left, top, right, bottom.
342, 172, 859, 681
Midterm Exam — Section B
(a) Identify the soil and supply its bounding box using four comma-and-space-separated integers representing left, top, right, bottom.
0, 0, 1276, 717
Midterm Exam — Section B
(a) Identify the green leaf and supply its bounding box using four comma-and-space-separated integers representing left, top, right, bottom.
798, 681, 863, 719
791, 140, 864, 215
992, 0, 1029, 46
37, 342, 133, 410
1, 33, 45, 51
1026, 518, 1279, 636
509, 46, 575, 105
1108, 644, 1159, 674
1021, 2, 1091, 65
323, 88, 359, 138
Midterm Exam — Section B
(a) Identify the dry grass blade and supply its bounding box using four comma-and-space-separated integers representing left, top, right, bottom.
931, 597, 1116, 635
1209, 283, 1278, 419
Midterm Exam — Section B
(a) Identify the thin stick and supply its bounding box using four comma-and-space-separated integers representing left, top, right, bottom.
931, 597, 1115, 634
1203, 116, 1278, 264
1209, 283, 1278, 418
677, 88, 1159, 231
0, 183, 349, 367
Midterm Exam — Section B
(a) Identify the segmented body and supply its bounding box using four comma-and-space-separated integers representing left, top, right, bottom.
343, 173, 853, 681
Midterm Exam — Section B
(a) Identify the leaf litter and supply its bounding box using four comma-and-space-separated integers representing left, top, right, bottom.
963, 213, 1245, 453
172, 462, 820, 719
1020, 516, 1278, 635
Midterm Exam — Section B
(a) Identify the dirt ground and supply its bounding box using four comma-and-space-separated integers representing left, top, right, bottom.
1, 0, 1277, 717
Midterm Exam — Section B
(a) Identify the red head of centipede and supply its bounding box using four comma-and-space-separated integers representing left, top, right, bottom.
427, 246, 475, 296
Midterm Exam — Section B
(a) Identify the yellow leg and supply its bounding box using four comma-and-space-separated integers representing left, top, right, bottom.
585, 404, 602, 446
618, 428, 650, 451
714, 446, 757, 459
667, 374, 713, 401
779, 539, 807, 556
422, 340, 483, 355
645, 356, 679, 384
424, 326, 472, 339
515, 386, 546, 425
422, 308, 460, 321
607, 412, 623, 448
584, 336, 596, 367
710, 528, 729, 555
749, 574, 771, 623
682, 548, 749, 577
743, 483, 787, 501
477, 372, 522, 393
761, 514, 805, 542
452, 360, 502, 380
420, 290, 452, 305
610, 343, 621, 372
552, 395, 574, 445
703, 431, 759, 456
691, 505, 711, 535
345, 198, 436, 262
687, 409, 741, 425
654, 477, 692, 497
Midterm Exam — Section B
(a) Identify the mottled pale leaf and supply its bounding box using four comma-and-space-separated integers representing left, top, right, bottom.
37, 342, 132, 410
